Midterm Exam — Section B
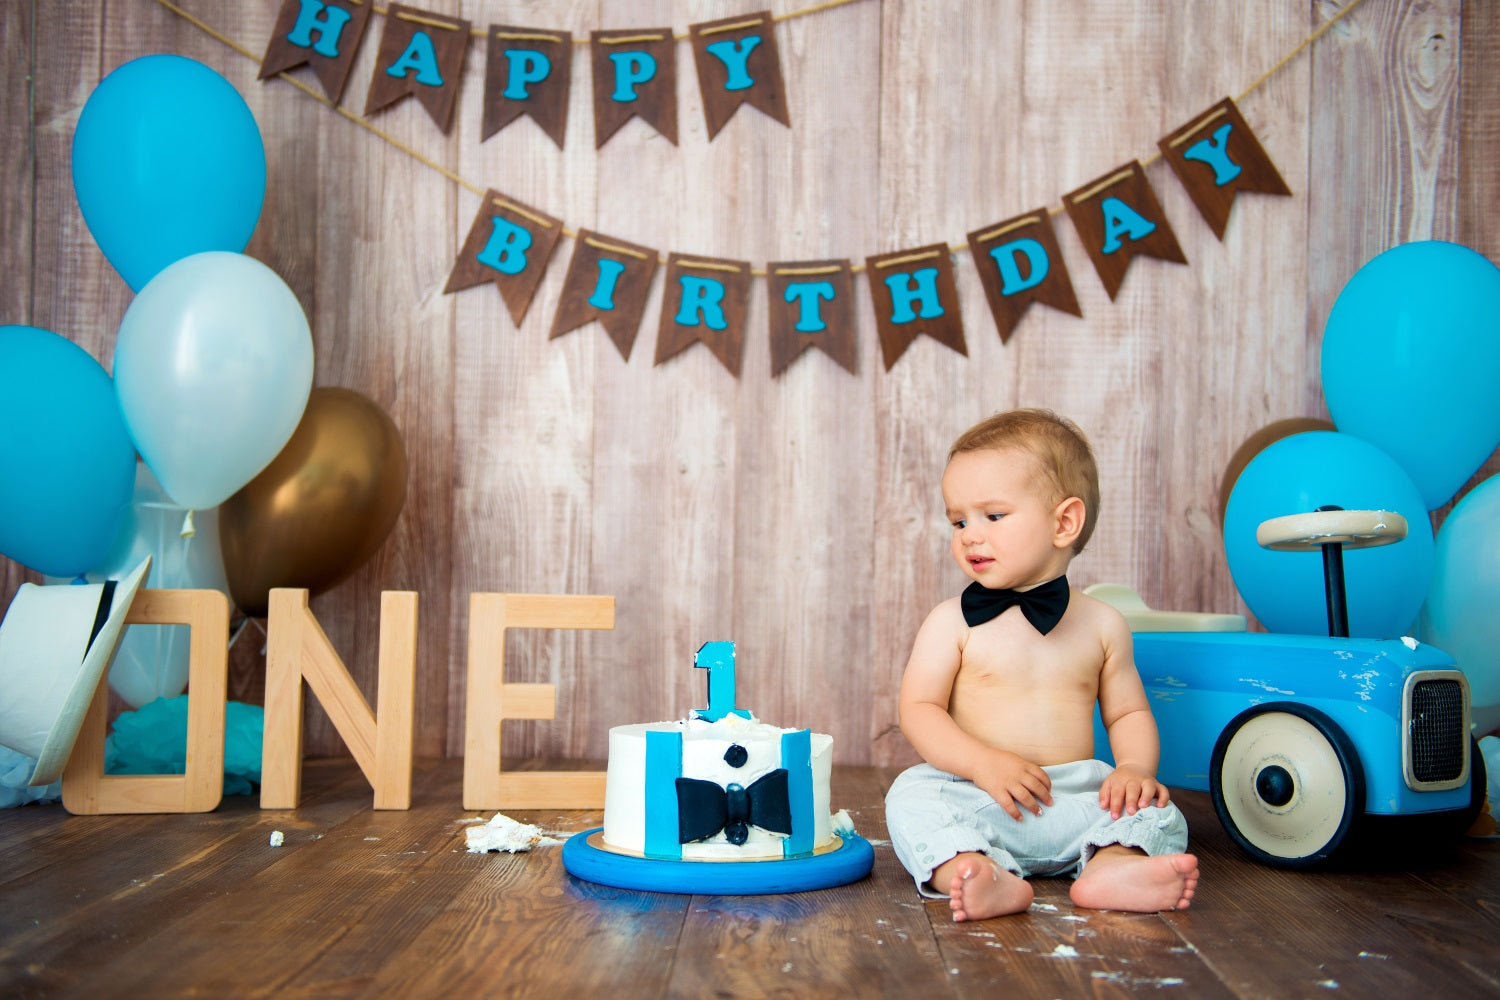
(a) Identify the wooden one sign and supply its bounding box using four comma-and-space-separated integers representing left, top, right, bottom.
58, 587, 615, 815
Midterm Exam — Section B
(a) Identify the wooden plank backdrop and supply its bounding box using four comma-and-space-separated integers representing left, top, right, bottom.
1, 0, 1496, 769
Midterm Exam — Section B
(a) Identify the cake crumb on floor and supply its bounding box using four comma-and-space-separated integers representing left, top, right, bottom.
464, 812, 561, 853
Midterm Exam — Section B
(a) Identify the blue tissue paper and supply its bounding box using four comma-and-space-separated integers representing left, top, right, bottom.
106, 695, 264, 795
0, 745, 61, 807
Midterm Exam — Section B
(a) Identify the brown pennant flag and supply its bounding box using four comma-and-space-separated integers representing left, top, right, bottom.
443, 191, 563, 326
656, 254, 752, 375
363, 4, 472, 134
688, 11, 791, 141
766, 260, 856, 376
967, 210, 1081, 344
1158, 97, 1292, 240
1064, 161, 1187, 300
482, 25, 572, 148
259, 0, 373, 105
550, 230, 660, 361
864, 245, 966, 371
591, 29, 678, 148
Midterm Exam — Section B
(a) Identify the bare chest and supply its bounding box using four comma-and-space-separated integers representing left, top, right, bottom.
951, 613, 1101, 704
948, 617, 1103, 760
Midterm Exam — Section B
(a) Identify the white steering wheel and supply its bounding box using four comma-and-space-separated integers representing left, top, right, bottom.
1253, 508, 1409, 639
1256, 509, 1408, 553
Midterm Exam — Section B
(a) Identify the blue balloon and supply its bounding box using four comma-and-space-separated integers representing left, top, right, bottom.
1321, 241, 1500, 511
0, 326, 137, 577
1416, 474, 1500, 734
71, 55, 265, 291
1224, 431, 1433, 638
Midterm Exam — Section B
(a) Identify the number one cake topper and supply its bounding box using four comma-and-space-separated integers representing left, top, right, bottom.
693, 641, 752, 722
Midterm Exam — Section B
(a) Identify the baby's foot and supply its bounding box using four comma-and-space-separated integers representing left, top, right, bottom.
943, 854, 1033, 921
1070, 848, 1198, 912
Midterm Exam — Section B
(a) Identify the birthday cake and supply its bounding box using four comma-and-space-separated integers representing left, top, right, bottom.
564, 641, 870, 893
600, 641, 836, 861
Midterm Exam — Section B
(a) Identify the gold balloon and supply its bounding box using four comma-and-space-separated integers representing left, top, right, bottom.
1218, 416, 1336, 527
219, 387, 406, 616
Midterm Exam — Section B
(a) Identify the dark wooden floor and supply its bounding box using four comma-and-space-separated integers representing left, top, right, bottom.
2, 759, 1497, 998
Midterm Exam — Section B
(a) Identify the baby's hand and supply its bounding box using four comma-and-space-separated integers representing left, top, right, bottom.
974, 750, 1053, 821
1099, 764, 1169, 820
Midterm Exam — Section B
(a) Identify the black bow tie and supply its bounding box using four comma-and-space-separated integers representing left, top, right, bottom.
960, 575, 1070, 635
676, 769, 792, 845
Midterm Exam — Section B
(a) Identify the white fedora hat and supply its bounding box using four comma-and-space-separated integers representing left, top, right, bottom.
0, 555, 151, 786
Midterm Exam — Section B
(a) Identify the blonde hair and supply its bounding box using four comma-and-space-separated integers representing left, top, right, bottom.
948, 408, 1100, 554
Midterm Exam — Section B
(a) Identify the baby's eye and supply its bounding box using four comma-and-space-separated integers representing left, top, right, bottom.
951, 518, 967, 529
986, 513, 1005, 521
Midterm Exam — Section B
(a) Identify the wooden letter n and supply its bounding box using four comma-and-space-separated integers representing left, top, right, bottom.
463, 593, 615, 810
261, 588, 418, 810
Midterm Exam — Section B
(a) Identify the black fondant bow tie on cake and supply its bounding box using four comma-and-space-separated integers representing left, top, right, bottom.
960, 575, 1070, 635
676, 769, 792, 845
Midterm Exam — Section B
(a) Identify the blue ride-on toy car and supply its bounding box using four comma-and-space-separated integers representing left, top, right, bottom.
1092, 507, 1484, 869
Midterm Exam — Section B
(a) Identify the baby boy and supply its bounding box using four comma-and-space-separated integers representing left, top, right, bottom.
885, 408, 1198, 920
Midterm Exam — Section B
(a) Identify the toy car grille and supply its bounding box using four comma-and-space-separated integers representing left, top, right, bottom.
1407, 678, 1466, 784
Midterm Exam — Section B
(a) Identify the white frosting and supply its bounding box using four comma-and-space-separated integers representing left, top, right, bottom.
465, 811, 555, 853
602, 714, 834, 860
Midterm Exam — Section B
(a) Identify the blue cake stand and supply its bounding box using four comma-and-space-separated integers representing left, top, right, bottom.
562, 829, 874, 895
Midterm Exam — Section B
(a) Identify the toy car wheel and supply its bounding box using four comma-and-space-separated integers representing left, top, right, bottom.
1210, 703, 1365, 869
1466, 735, 1489, 829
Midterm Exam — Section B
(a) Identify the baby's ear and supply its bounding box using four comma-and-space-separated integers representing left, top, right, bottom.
1054, 496, 1086, 548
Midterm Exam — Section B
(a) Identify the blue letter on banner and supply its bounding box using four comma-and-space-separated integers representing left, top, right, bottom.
988, 238, 1051, 296
784, 281, 834, 332
705, 36, 762, 92
502, 49, 551, 100
1099, 198, 1156, 255
1182, 123, 1243, 186
884, 268, 945, 324
385, 32, 444, 86
286, 0, 353, 57
588, 258, 627, 311
675, 276, 728, 330
475, 216, 533, 275
608, 52, 657, 102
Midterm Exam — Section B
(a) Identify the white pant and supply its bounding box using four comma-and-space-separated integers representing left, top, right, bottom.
884, 760, 1188, 897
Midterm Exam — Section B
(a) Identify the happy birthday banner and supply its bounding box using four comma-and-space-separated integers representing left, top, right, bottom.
172, 0, 1356, 375
258, 0, 796, 146
430, 94, 1290, 375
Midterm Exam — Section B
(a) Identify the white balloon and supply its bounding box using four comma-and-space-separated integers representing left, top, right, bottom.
113, 251, 313, 510
47, 463, 231, 707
